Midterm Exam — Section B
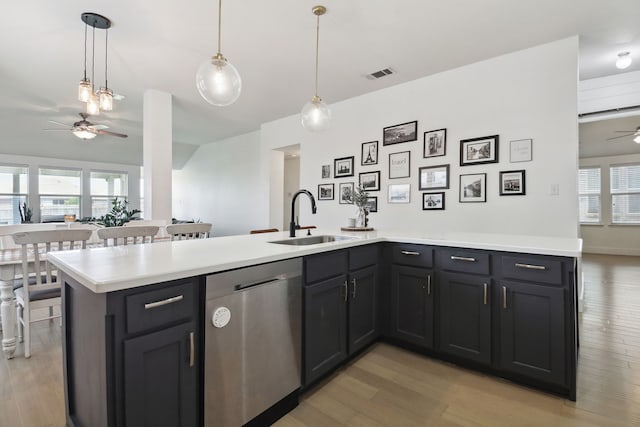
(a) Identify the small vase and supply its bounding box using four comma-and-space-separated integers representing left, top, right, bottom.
356, 207, 366, 228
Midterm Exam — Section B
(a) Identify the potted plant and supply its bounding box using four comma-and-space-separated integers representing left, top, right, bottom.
19, 202, 32, 223
98, 197, 141, 227
348, 184, 370, 228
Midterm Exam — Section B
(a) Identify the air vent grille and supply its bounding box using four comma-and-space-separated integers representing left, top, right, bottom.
366, 68, 395, 80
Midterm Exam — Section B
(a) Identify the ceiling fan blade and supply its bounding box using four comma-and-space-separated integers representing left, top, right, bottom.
90, 124, 109, 130
93, 129, 128, 138
43, 129, 72, 131
607, 133, 634, 141
48, 120, 71, 127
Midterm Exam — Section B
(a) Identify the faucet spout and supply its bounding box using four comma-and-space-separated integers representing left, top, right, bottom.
290, 189, 317, 237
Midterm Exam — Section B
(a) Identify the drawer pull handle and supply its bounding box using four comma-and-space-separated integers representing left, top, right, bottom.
401, 250, 421, 256
483, 283, 488, 305
352, 278, 357, 299
515, 263, 547, 271
427, 275, 431, 295
144, 295, 184, 310
189, 332, 195, 368
451, 256, 476, 262
503, 286, 507, 309
343, 280, 348, 302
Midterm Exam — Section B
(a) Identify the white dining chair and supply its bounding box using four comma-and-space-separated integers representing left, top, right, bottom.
12, 229, 92, 358
165, 223, 212, 241
97, 225, 160, 246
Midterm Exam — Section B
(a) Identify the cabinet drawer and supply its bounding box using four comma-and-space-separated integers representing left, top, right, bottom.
305, 251, 348, 284
438, 248, 490, 275
391, 244, 433, 268
125, 281, 195, 335
501, 255, 563, 285
349, 245, 378, 270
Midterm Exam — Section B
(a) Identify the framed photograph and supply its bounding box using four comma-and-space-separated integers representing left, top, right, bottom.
317, 183, 334, 200
383, 120, 418, 146
460, 135, 499, 166
423, 128, 447, 158
389, 151, 410, 179
359, 171, 381, 191
418, 164, 449, 190
334, 156, 354, 178
321, 164, 331, 179
388, 184, 411, 203
339, 182, 355, 204
361, 141, 378, 166
500, 170, 526, 196
422, 192, 445, 210
510, 139, 532, 163
365, 196, 378, 213
459, 173, 487, 203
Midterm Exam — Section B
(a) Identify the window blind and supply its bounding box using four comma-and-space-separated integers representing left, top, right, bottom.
611, 164, 640, 224
578, 167, 601, 223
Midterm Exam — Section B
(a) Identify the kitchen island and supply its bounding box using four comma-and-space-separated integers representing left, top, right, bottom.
49, 229, 581, 427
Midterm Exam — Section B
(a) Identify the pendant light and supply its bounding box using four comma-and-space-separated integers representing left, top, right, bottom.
77, 21, 92, 102
78, 13, 115, 115
98, 27, 113, 111
301, 5, 331, 132
86, 22, 100, 116
196, 0, 242, 106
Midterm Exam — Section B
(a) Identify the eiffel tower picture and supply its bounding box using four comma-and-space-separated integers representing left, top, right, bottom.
361, 141, 378, 165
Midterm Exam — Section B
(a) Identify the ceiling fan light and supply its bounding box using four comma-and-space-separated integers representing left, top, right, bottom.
87, 94, 100, 116
98, 87, 113, 111
616, 52, 632, 69
73, 129, 97, 140
196, 55, 242, 106
78, 79, 92, 102
301, 95, 331, 132
634, 135, 640, 144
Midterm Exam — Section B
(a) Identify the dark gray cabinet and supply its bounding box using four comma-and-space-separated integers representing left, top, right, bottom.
390, 264, 434, 348
438, 271, 492, 365
348, 264, 378, 354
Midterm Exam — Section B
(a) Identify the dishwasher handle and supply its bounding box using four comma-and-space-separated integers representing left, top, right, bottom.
234, 276, 284, 291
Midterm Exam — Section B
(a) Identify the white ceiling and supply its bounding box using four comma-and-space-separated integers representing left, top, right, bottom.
1, 0, 640, 168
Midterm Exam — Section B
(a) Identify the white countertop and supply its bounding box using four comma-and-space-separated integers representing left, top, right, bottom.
47, 229, 582, 293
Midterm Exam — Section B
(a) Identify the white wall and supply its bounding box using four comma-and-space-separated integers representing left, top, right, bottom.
260, 37, 580, 238
580, 153, 640, 255
172, 131, 266, 236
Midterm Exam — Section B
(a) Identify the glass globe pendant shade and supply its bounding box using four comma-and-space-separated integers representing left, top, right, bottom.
86, 94, 100, 116
196, 54, 242, 106
78, 79, 92, 102
301, 95, 331, 132
98, 87, 113, 111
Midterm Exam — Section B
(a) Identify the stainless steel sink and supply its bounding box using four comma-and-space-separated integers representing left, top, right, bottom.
269, 235, 354, 246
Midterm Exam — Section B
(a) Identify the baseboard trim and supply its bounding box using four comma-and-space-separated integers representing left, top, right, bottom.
582, 246, 640, 256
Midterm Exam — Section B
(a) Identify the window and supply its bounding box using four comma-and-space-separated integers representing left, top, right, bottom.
39, 168, 82, 221
611, 164, 640, 224
578, 167, 601, 223
90, 171, 128, 218
0, 165, 28, 225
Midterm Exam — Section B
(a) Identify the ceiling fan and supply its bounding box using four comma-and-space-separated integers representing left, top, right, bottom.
44, 113, 128, 140
607, 126, 640, 143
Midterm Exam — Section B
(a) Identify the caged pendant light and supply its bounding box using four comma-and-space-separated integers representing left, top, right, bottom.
301, 5, 331, 132
196, 0, 242, 106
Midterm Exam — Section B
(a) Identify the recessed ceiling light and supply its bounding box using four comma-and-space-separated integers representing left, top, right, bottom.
616, 52, 632, 69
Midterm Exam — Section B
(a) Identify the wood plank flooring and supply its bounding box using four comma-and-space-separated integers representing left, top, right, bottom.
0, 254, 638, 426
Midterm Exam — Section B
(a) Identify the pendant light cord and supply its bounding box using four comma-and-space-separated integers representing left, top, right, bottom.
217, 0, 222, 55
91, 22, 96, 91
314, 13, 320, 97
104, 28, 109, 88
83, 22, 88, 80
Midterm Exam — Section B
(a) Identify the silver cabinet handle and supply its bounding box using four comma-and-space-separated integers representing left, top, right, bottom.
189, 332, 195, 368
343, 280, 348, 302
451, 256, 476, 262
352, 278, 357, 299
503, 286, 507, 309
401, 250, 421, 256
483, 283, 488, 305
427, 275, 431, 295
144, 295, 184, 310
515, 263, 547, 271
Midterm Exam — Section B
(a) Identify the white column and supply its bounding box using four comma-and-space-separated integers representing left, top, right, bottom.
143, 90, 173, 221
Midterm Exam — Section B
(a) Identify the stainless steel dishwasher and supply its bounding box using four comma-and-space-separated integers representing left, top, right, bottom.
204, 258, 302, 426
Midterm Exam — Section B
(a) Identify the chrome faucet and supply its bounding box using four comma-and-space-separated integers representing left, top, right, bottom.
290, 189, 317, 237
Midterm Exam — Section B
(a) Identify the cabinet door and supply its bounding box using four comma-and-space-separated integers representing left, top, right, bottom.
390, 265, 434, 348
348, 265, 378, 355
439, 272, 491, 365
123, 322, 198, 427
304, 275, 348, 385
499, 281, 566, 386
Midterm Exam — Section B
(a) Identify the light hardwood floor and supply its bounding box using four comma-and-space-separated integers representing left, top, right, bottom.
0, 254, 638, 426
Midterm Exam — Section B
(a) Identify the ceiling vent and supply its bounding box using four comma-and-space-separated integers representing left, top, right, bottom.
366, 68, 395, 80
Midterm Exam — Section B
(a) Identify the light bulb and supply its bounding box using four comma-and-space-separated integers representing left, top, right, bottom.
78, 79, 92, 102
196, 55, 242, 106
301, 96, 331, 132
616, 52, 632, 69
98, 87, 113, 111
73, 129, 97, 140
634, 135, 640, 144
86, 94, 100, 116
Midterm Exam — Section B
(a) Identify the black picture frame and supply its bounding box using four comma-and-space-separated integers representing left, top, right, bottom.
418, 164, 449, 190
361, 141, 378, 166
459, 173, 487, 203
422, 192, 445, 210
460, 135, 499, 166
365, 196, 378, 213
359, 171, 381, 191
383, 120, 418, 145
500, 170, 526, 196
388, 151, 410, 179
317, 183, 334, 200
334, 156, 354, 178
423, 128, 447, 158
339, 182, 355, 204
